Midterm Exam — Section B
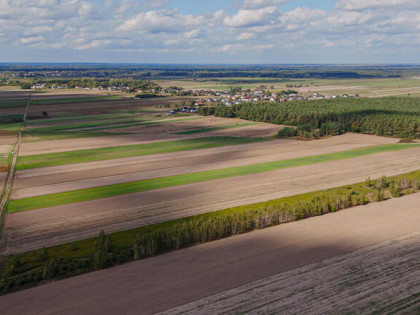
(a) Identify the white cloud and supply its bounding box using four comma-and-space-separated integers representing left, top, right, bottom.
335, 0, 420, 11
1, 0, 420, 63
224, 6, 278, 27
20, 36, 45, 45
237, 32, 255, 41
117, 10, 203, 33
243, 0, 289, 9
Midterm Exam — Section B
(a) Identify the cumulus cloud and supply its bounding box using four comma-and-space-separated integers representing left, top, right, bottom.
117, 10, 203, 33
335, 0, 420, 11
224, 6, 278, 27
237, 32, 255, 40
1, 0, 420, 63
243, 0, 289, 9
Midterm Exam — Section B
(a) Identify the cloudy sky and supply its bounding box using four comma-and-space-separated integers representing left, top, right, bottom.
1, 0, 420, 64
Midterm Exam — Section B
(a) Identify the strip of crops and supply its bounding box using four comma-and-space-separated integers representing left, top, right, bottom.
17, 136, 268, 170
1, 171, 419, 294
205, 97, 420, 139
175, 122, 258, 134
10, 143, 420, 212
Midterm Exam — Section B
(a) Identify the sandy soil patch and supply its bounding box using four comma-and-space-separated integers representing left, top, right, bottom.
1, 194, 419, 314
12, 134, 398, 199
4, 147, 420, 253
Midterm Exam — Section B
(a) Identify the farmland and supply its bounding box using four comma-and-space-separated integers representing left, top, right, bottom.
0, 87, 419, 313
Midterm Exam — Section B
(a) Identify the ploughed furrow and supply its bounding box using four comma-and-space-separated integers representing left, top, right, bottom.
162, 233, 420, 315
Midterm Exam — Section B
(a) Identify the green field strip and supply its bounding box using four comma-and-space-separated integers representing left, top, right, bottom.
0, 122, 22, 130
26, 118, 146, 133
81, 116, 206, 132
17, 136, 267, 170
22, 131, 126, 142
174, 122, 259, 134
30, 96, 123, 105
26, 113, 138, 125
9, 143, 420, 213
0, 101, 27, 107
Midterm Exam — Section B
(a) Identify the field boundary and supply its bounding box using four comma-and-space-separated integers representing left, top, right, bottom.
8, 143, 420, 212
0, 93, 30, 247
0, 171, 419, 294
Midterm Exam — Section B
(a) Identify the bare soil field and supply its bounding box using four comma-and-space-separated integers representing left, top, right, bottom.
19, 116, 274, 155
163, 232, 420, 315
104, 117, 249, 133
12, 134, 398, 199
3, 146, 420, 253
27, 97, 193, 117
1, 193, 419, 314
20, 133, 197, 155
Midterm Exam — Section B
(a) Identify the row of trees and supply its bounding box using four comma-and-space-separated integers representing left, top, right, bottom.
204, 97, 420, 139
1, 174, 419, 293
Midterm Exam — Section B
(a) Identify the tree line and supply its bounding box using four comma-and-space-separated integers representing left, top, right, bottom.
201, 97, 420, 139
1, 173, 419, 294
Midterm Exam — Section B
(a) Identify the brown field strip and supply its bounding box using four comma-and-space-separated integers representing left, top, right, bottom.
18, 116, 280, 155
12, 134, 397, 199
3, 146, 420, 254
1, 193, 419, 314
164, 232, 420, 315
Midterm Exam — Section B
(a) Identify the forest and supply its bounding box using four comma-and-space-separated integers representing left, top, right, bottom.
204, 97, 420, 139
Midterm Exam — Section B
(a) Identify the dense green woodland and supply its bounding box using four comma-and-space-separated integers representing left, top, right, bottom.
204, 97, 420, 139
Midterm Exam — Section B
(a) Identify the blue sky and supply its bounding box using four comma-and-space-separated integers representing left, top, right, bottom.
1, 0, 420, 64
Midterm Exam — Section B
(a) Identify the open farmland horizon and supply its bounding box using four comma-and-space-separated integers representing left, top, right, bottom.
2, 0, 420, 311
0, 68, 420, 313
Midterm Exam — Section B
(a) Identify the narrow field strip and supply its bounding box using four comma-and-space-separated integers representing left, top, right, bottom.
16, 136, 267, 170
26, 118, 145, 132
81, 116, 206, 132
174, 122, 258, 134
25, 113, 139, 125
30, 96, 122, 105
8, 143, 420, 212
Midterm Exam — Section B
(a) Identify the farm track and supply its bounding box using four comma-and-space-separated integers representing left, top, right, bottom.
4, 146, 420, 253
12, 134, 398, 198
1, 193, 419, 314
0, 95, 29, 246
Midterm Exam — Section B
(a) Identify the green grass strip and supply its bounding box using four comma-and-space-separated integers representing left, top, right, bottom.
17, 136, 267, 170
26, 118, 147, 132
81, 116, 206, 132
174, 122, 259, 134
9, 143, 420, 213
30, 96, 123, 105
25, 113, 137, 125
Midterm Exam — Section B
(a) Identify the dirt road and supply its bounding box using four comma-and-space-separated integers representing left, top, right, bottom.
4, 146, 420, 253
1, 193, 419, 314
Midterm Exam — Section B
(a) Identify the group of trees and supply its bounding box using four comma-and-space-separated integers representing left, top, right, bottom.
205, 97, 420, 139
1, 78, 162, 92
1, 174, 419, 294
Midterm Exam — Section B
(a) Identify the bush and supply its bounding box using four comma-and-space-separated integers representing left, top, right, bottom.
278, 127, 298, 138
